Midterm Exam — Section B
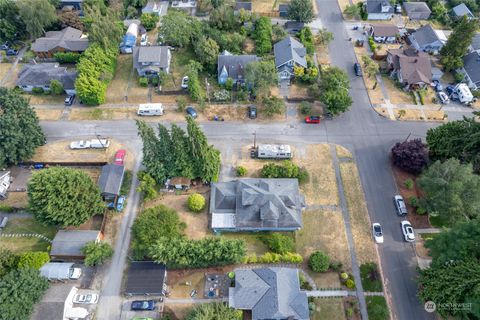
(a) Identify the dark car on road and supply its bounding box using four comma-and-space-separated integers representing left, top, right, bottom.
131, 300, 155, 311
6, 49, 18, 56
186, 106, 197, 118
354, 63, 362, 76
305, 116, 321, 123
248, 105, 257, 119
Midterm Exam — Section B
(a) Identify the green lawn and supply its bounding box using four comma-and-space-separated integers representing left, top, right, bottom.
360, 263, 383, 292
219, 233, 268, 255
366, 296, 389, 320
0, 218, 57, 253
310, 298, 346, 320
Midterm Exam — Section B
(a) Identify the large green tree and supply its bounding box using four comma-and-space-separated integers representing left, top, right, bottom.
426, 118, 480, 173
312, 66, 352, 115
0, 268, 49, 320
28, 167, 105, 227
159, 10, 194, 47
81, 241, 113, 266
136, 120, 167, 183
417, 159, 480, 224
209, 5, 237, 31
0, 0, 26, 42
171, 124, 194, 179
418, 258, 480, 319
131, 204, 186, 259
254, 17, 272, 55
440, 17, 478, 71
186, 303, 242, 320
245, 60, 278, 97
194, 37, 220, 69
17, 0, 57, 39
288, 0, 315, 23
17, 252, 50, 270
140, 12, 159, 31
0, 88, 45, 168
83, 4, 123, 49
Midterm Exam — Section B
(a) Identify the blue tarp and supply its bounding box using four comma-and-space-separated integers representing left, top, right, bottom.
120, 34, 136, 52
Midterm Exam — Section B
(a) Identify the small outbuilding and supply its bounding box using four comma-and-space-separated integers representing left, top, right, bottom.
451, 3, 474, 19
370, 24, 399, 43
125, 261, 168, 296
50, 230, 103, 261
98, 164, 125, 200
403, 2, 431, 20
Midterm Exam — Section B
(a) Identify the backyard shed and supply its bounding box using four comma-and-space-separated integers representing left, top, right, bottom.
125, 261, 168, 296
98, 164, 125, 200
50, 230, 102, 261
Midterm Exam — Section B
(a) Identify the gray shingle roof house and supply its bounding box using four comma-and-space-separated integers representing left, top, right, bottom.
274, 37, 307, 80
133, 46, 171, 77
50, 230, 102, 261
16, 63, 77, 95
387, 48, 432, 88
210, 178, 305, 232
408, 24, 446, 54
365, 0, 394, 20
452, 3, 474, 19
370, 24, 399, 43
98, 164, 125, 200
229, 267, 309, 320
470, 33, 480, 53
217, 51, 259, 85
31, 27, 89, 58
403, 2, 431, 20
459, 52, 480, 90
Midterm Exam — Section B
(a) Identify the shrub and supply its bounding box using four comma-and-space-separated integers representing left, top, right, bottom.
341, 272, 349, 280
259, 233, 295, 254
404, 178, 414, 190
260, 160, 309, 184
17, 252, 50, 270
299, 272, 313, 290
213, 89, 230, 101
248, 252, 303, 264
416, 206, 427, 215
345, 278, 356, 289
176, 97, 187, 112
225, 77, 234, 90
329, 261, 343, 272
81, 241, 113, 266
299, 101, 313, 115
137, 171, 157, 200
409, 196, 418, 208
391, 139, 429, 174
187, 193, 206, 212
49, 79, 64, 95
236, 166, 247, 177
31, 87, 44, 94
151, 76, 159, 86
54, 52, 81, 64
139, 77, 148, 87
454, 72, 464, 83
140, 13, 159, 31
366, 296, 389, 320
308, 251, 330, 272
262, 96, 285, 117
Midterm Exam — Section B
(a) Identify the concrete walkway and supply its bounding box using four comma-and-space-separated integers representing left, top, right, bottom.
375, 75, 396, 120
307, 290, 350, 297
330, 144, 368, 320
415, 228, 442, 234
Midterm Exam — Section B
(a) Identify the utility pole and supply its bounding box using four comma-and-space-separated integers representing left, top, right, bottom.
205, 78, 210, 104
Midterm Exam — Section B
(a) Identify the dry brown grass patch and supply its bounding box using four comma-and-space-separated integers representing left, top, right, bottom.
339, 162, 377, 265
203, 104, 248, 121
316, 45, 331, 66
307, 271, 342, 289
353, 46, 384, 105
336, 145, 353, 159
167, 271, 205, 299
34, 108, 63, 120
0, 192, 28, 209
289, 84, 310, 99
382, 77, 414, 105
28, 94, 66, 105
164, 304, 194, 320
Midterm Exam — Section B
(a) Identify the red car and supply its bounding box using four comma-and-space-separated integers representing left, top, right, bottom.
305, 116, 321, 124
114, 149, 126, 165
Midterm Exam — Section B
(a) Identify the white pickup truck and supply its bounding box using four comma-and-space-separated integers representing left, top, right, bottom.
70, 139, 110, 150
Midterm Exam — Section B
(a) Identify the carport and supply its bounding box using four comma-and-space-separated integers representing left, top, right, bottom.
125, 261, 167, 296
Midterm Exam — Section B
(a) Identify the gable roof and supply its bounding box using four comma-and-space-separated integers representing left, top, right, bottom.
125, 261, 167, 295
31, 27, 89, 53
50, 230, 100, 257
229, 268, 309, 320
410, 24, 442, 46
471, 33, 480, 51
403, 2, 431, 15
217, 52, 259, 80
98, 164, 125, 196
16, 63, 77, 90
366, 0, 393, 14
371, 24, 399, 37
463, 52, 480, 84
452, 3, 474, 17
235, 1, 252, 10
388, 48, 432, 85
134, 46, 170, 66
210, 178, 305, 230
274, 37, 307, 68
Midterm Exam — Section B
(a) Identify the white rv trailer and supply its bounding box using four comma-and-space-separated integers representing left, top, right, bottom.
252, 144, 293, 159
137, 103, 164, 116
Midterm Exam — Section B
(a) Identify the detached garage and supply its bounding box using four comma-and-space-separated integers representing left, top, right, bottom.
50, 230, 103, 262
125, 261, 168, 296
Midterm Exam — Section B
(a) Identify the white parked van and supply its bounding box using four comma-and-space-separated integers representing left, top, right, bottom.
137, 103, 164, 116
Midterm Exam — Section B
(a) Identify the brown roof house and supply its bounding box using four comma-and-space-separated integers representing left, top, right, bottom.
31, 27, 89, 58
370, 24, 399, 43
387, 48, 432, 89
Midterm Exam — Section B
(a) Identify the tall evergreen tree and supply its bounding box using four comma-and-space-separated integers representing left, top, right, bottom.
171, 124, 194, 179
17, 0, 57, 39
440, 17, 478, 71
157, 124, 175, 175
136, 120, 167, 183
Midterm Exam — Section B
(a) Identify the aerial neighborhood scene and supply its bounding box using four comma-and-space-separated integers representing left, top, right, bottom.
1, 0, 480, 319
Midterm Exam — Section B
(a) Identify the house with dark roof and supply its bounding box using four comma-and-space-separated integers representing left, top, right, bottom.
403, 2, 431, 20
98, 164, 125, 201
469, 33, 480, 53
217, 51, 259, 85
125, 261, 168, 295
50, 230, 103, 261
16, 63, 77, 95
31, 27, 89, 58
365, 0, 394, 20
235, 1, 252, 11
408, 24, 446, 54
279, 4, 290, 17
370, 24, 399, 43
458, 52, 480, 90
133, 46, 171, 77
210, 178, 305, 232
229, 267, 309, 320
451, 3, 474, 19
274, 37, 307, 80
387, 48, 432, 89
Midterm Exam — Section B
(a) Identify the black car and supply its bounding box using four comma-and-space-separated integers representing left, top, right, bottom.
354, 63, 362, 76
433, 80, 443, 92
6, 49, 18, 56
131, 300, 155, 311
248, 105, 257, 119
64, 94, 75, 106
186, 106, 197, 118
